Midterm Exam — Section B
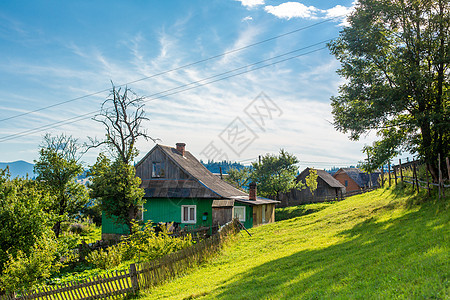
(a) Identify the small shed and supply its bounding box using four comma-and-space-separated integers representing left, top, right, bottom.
278, 168, 345, 207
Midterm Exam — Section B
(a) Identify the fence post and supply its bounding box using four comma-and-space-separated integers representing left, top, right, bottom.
399, 159, 403, 183
446, 157, 450, 182
388, 161, 391, 187
381, 166, 384, 187
426, 164, 431, 197
129, 263, 139, 293
413, 163, 419, 193
393, 167, 397, 185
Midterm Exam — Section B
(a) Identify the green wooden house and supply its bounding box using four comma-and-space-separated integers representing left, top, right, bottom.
102, 143, 279, 240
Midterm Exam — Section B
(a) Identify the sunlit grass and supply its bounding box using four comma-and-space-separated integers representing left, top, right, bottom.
138, 186, 449, 299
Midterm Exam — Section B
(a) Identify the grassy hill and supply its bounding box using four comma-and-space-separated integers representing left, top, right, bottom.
139, 186, 449, 299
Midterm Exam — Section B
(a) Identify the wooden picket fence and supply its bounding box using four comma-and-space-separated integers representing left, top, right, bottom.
0, 269, 134, 300
136, 219, 239, 289
1, 219, 240, 300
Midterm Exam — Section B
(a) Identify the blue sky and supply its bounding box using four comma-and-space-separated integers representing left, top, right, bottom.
0, 0, 384, 170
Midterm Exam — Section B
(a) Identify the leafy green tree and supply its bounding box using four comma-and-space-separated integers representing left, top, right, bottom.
225, 167, 251, 191
328, 0, 449, 182
305, 169, 318, 196
89, 154, 144, 234
250, 149, 302, 200
0, 169, 53, 275
34, 134, 89, 237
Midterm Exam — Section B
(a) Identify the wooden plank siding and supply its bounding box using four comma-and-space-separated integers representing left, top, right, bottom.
252, 204, 275, 227
135, 147, 189, 180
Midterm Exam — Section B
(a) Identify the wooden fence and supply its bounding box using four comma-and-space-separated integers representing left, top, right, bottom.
277, 187, 377, 208
0, 270, 134, 300
384, 155, 449, 199
1, 219, 240, 300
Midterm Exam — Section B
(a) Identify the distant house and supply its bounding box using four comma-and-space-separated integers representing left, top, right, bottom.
333, 168, 380, 193
101, 143, 279, 240
278, 168, 345, 207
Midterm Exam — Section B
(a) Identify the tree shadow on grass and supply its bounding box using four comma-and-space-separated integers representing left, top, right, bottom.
210, 202, 449, 299
275, 204, 332, 222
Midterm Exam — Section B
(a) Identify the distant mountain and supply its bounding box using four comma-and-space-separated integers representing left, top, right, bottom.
201, 160, 247, 174
0, 160, 35, 178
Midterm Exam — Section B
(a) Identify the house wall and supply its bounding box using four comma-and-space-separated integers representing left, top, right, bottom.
101, 214, 129, 240
234, 203, 254, 229
101, 197, 214, 239
143, 197, 213, 228
333, 172, 360, 192
212, 207, 233, 227
252, 204, 275, 227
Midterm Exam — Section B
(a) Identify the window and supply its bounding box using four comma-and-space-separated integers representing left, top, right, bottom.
233, 206, 246, 222
181, 205, 196, 224
152, 162, 165, 178
262, 205, 266, 223
136, 204, 144, 221
344, 180, 348, 187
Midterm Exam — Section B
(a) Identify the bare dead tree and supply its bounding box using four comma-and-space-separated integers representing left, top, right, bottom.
89, 83, 157, 164
42, 133, 81, 162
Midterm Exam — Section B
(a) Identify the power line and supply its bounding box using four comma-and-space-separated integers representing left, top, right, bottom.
0, 43, 330, 143
0, 16, 342, 123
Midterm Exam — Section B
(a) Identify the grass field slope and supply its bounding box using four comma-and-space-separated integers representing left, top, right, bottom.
140, 186, 449, 299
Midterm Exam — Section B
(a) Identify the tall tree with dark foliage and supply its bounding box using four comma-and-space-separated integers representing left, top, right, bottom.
329, 0, 449, 181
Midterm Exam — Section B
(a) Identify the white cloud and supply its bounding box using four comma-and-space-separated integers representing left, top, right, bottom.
242, 16, 253, 22
236, 0, 265, 9
324, 4, 354, 27
261, 1, 355, 26
264, 2, 319, 20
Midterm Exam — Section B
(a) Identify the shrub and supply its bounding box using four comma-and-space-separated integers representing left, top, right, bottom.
69, 223, 87, 234
0, 233, 60, 292
85, 246, 122, 270
86, 221, 195, 269
121, 221, 194, 262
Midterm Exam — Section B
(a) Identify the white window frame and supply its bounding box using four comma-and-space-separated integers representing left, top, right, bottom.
233, 206, 246, 222
181, 205, 196, 224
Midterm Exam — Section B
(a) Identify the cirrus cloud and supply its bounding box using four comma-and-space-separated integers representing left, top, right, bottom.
236, 0, 265, 9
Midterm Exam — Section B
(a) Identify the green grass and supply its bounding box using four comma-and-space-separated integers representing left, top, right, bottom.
275, 202, 333, 221
138, 186, 449, 299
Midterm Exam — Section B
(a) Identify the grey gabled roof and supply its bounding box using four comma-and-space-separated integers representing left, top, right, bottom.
157, 144, 248, 198
336, 168, 380, 187
316, 169, 345, 188
298, 168, 345, 188
337, 168, 364, 187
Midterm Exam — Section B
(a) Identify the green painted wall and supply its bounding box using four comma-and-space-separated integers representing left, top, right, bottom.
143, 198, 213, 228
234, 202, 253, 229
101, 198, 257, 235
102, 214, 129, 235
102, 198, 215, 235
